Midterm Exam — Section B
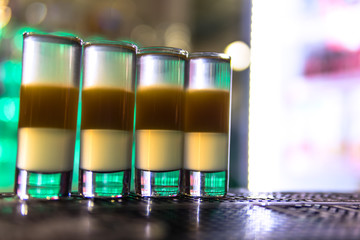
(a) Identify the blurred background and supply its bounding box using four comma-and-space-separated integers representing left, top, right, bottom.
249, 0, 360, 191
2, 0, 360, 193
0, 0, 251, 192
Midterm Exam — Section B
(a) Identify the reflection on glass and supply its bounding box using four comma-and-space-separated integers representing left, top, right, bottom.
182, 52, 232, 197
20, 201, 28, 216
15, 33, 82, 200
135, 47, 187, 197
79, 41, 136, 198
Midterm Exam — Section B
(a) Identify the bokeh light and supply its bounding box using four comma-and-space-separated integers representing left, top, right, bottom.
0, 97, 18, 122
0, 60, 22, 84
130, 25, 157, 46
224, 41, 251, 71
0, 6, 11, 28
164, 23, 191, 51
25, 2, 47, 25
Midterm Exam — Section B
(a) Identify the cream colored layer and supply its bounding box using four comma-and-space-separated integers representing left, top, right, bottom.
80, 130, 132, 171
184, 132, 228, 171
17, 128, 76, 172
136, 130, 182, 171
83, 47, 134, 90
22, 39, 79, 86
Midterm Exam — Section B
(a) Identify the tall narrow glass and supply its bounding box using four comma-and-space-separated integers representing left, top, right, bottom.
182, 52, 232, 197
15, 33, 82, 200
135, 47, 187, 197
79, 41, 136, 198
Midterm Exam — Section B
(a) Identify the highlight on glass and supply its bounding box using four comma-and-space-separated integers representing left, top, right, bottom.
15, 32, 82, 200
79, 41, 137, 198
181, 52, 232, 197
135, 47, 188, 197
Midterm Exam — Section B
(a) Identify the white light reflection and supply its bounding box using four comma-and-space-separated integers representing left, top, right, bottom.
85, 171, 94, 198
19, 171, 29, 200
139, 55, 157, 87
146, 199, 152, 217
83, 47, 100, 88
142, 171, 152, 197
20, 202, 28, 216
196, 199, 200, 229
244, 206, 277, 238
190, 171, 201, 196
249, 0, 286, 191
22, 39, 37, 85
189, 59, 208, 89
87, 199, 94, 212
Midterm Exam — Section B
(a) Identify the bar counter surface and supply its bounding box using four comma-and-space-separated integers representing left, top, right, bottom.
1, 189, 360, 239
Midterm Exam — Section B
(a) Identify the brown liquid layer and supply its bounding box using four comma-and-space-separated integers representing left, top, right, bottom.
184, 89, 230, 133
81, 87, 135, 130
136, 86, 184, 130
18, 85, 79, 130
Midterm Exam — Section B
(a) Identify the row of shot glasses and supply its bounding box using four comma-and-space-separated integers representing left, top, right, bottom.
15, 32, 232, 200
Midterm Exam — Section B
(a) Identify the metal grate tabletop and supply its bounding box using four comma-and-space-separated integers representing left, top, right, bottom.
1, 190, 360, 239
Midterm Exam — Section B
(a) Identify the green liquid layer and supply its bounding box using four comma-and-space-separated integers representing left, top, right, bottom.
135, 169, 180, 197
79, 169, 130, 198
181, 170, 227, 197
15, 168, 71, 199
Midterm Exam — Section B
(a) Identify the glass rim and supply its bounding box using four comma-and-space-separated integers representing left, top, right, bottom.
137, 46, 188, 58
189, 52, 231, 61
84, 40, 137, 52
23, 32, 82, 45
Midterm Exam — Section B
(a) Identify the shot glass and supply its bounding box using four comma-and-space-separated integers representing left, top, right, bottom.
135, 47, 188, 197
79, 41, 136, 198
15, 33, 82, 200
182, 52, 232, 197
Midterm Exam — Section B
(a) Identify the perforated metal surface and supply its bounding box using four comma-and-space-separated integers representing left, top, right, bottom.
1, 191, 360, 239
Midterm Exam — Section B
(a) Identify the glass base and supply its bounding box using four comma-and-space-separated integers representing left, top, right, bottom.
135, 168, 180, 197
79, 169, 130, 198
181, 170, 227, 197
14, 168, 72, 200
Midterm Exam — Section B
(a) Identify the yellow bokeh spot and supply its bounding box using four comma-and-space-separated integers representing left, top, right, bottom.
0, 0, 9, 6
224, 41, 251, 71
0, 6, 11, 28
